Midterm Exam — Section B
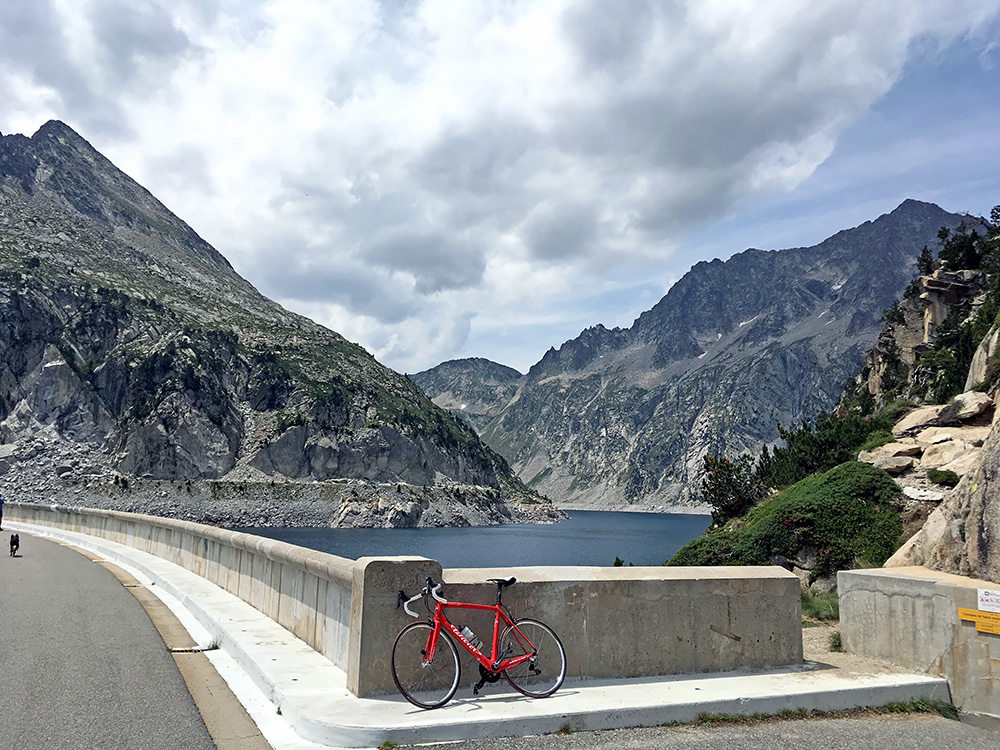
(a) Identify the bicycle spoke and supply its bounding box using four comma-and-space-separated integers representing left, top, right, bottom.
501, 618, 566, 698
391, 622, 461, 709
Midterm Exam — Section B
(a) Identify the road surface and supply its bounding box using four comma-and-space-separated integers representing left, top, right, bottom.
0, 530, 215, 749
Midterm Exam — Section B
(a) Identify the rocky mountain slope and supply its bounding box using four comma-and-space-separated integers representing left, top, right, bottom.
0, 120, 559, 527
415, 200, 968, 509
409, 358, 522, 431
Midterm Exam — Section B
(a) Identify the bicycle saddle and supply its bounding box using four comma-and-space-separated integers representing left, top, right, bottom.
487, 577, 516, 587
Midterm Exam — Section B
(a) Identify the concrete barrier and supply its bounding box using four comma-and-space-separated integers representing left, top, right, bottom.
839, 566, 1000, 723
10, 502, 803, 696
442, 566, 803, 681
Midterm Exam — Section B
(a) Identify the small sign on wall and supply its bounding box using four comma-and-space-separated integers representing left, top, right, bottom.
957, 589, 1000, 635
978, 589, 1000, 614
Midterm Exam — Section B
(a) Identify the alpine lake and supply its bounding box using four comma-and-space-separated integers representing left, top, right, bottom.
232, 509, 711, 568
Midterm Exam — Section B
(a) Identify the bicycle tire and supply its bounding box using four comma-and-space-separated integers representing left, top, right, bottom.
391, 621, 461, 709
501, 618, 566, 697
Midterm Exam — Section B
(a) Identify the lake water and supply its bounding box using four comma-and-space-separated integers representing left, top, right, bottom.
232, 510, 710, 568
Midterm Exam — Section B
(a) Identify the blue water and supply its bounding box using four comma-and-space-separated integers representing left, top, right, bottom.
232, 510, 710, 568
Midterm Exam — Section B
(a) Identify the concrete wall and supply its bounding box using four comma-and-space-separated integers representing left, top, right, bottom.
443, 566, 803, 682
11, 502, 803, 696
839, 566, 1000, 722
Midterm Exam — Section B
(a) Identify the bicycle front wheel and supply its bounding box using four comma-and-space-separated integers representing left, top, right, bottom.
501, 618, 566, 697
391, 621, 461, 709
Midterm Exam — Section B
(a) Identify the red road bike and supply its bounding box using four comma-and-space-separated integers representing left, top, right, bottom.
391, 576, 566, 709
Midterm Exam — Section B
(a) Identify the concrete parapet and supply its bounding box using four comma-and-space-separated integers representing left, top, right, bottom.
441, 565, 803, 681
9, 502, 357, 673
839, 566, 1000, 721
12, 502, 805, 699
349, 557, 443, 696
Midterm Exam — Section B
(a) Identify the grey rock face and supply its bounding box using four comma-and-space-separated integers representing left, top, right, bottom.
890, 412, 1000, 584
0, 121, 554, 526
418, 201, 968, 508
411, 358, 522, 431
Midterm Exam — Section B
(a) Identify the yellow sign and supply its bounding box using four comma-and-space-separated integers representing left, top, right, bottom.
958, 607, 1000, 636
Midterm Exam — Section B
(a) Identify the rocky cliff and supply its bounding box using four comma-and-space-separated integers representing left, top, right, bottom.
416, 200, 968, 509
0, 121, 559, 527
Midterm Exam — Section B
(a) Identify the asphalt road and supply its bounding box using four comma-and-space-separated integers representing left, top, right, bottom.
412, 713, 998, 750
0, 530, 215, 750
410, 713, 998, 750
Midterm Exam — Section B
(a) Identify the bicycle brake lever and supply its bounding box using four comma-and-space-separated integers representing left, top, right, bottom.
396, 590, 407, 609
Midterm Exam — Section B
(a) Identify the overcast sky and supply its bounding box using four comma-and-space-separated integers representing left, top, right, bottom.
3, 1, 999, 373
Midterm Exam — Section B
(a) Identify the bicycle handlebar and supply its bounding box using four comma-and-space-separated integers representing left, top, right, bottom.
429, 581, 448, 604
399, 577, 448, 618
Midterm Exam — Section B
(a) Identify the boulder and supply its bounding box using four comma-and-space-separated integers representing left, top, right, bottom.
964, 328, 1000, 391
902, 485, 945, 502
949, 391, 994, 422
0, 444, 15, 475
916, 425, 991, 448
882, 441, 922, 457
873, 455, 914, 475
915, 427, 956, 446
940, 448, 982, 477
892, 405, 945, 437
920, 440, 971, 469
858, 440, 922, 464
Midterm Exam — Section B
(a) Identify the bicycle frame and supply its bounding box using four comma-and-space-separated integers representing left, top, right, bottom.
423, 598, 537, 674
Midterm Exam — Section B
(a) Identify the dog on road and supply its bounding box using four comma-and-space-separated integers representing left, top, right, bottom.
9, 533, 19, 557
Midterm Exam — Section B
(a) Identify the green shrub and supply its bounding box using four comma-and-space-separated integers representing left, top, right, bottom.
665, 530, 741, 567
927, 468, 960, 487
701, 454, 763, 527
668, 462, 903, 580
859, 429, 895, 452
755, 413, 893, 490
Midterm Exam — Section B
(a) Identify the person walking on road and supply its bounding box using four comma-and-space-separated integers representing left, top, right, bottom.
0, 488, 4, 530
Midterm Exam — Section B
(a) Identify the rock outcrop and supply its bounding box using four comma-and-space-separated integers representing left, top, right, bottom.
0, 121, 558, 527
886, 404, 1000, 583
858, 391, 994, 546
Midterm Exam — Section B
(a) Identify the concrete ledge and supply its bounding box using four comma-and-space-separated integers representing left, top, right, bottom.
840, 566, 1000, 721
11, 503, 807, 701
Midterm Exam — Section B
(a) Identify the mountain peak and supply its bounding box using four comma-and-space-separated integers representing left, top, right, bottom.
419, 200, 972, 509
0, 120, 554, 527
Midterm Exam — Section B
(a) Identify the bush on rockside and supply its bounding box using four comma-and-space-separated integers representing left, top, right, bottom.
667, 461, 903, 582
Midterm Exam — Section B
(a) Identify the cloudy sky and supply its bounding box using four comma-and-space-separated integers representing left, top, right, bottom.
3, 1, 999, 373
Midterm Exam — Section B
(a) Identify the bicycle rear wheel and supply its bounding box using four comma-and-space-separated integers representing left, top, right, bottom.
391, 621, 461, 709
501, 618, 566, 697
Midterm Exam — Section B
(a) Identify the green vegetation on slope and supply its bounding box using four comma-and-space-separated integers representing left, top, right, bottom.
667, 462, 903, 581
701, 411, 895, 527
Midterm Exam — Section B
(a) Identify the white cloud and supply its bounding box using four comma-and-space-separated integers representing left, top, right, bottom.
2, 0, 999, 372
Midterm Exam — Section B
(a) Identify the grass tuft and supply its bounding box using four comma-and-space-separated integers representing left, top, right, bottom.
801, 589, 840, 622
829, 630, 843, 652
